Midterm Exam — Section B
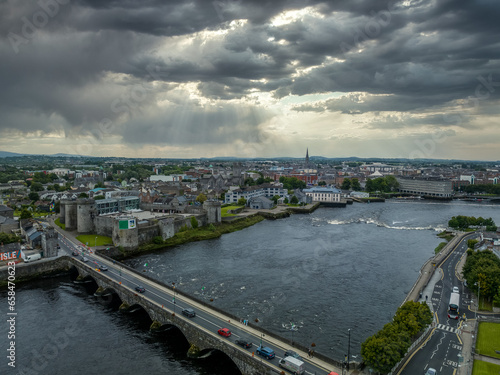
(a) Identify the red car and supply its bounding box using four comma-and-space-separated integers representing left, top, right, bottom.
217, 328, 231, 337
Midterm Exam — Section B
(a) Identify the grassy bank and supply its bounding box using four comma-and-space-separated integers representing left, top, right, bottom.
437, 231, 455, 242
54, 217, 65, 230
76, 234, 113, 247
434, 242, 447, 254
116, 214, 265, 258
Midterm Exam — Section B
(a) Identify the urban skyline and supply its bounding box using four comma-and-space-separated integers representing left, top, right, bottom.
1, 1, 499, 160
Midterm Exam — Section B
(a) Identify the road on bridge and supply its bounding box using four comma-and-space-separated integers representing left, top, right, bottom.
56, 232, 343, 375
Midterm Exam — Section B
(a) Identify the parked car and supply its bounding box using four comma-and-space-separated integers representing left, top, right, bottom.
256, 346, 275, 359
235, 339, 252, 349
452, 286, 459, 294
284, 349, 301, 360
217, 328, 231, 337
425, 368, 437, 375
135, 286, 146, 293
182, 308, 196, 318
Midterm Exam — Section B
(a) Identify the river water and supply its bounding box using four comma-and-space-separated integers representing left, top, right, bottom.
2, 200, 499, 374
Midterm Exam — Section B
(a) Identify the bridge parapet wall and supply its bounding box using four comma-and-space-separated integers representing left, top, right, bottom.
70, 261, 273, 375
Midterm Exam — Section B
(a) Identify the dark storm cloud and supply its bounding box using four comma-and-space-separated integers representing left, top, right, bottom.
1, 0, 500, 147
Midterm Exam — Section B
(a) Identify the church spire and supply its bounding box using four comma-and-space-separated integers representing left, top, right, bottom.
305, 148, 310, 168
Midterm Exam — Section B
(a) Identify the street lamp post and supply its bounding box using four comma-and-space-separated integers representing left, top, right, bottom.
347, 328, 351, 371
95, 236, 98, 247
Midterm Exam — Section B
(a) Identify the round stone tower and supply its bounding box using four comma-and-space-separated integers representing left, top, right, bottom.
77, 198, 96, 234
203, 200, 222, 224
63, 200, 78, 231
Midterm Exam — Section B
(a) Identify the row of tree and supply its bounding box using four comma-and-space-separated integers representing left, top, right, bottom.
365, 176, 399, 193
448, 215, 497, 231
278, 176, 306, 190
341, 178, 361, 191
460, 184, 500, 195
463, 249, 500, 304
361, 301, 433, 374
0, 232, 21, 245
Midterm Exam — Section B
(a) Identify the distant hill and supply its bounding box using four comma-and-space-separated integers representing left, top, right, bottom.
0, 151, 24, 158
0, 151, 86, 158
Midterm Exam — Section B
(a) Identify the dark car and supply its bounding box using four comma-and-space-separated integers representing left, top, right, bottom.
256, 346, 275, 359
72, 250, 79, 256
284, 349, 301, 360
217, 328, 231, 337
135, 286, 146, 293
99, 265, 108, 271
182, 308, 196, 318
235, 339, 252, 349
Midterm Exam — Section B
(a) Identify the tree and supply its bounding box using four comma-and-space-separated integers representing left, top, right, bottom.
361, 301, 432, 373
244, 177, 256, 186
190, 216, 199, 229
467, 239, 478, 249
284, 197, 289, 204
279, 176, 306, 190
290, 195, 299, 204
30, 182, 44, 192
196, 193, 207, 204
28, 192, 39, 202
341, 178, 351, 190
237, 197, 247, 206
20, 209, 32, 220
0, 233, 21, 244
78, 193, 89, 198
351, 178, 361, 191
318, 181, 326, 186
385, 175, 399, 191
272, 195, 281, 204
365, 179, 375, 192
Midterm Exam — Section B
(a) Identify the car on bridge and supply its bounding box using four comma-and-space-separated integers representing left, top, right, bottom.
182, 308, 196, 318
235, 339, 252, 348
135, 286, 146, 293
284, 349, 301, 360
218, 328, 231, 337
256, 346, 275, 359
72, 250, 79, 256
99, 265, 108, 271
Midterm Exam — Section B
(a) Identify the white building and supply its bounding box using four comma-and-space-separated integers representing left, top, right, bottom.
224, 184, 287, 204
303, 187, 341, 202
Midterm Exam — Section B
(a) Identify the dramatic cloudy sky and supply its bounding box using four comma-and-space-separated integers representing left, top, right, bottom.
1, 0, 500, 160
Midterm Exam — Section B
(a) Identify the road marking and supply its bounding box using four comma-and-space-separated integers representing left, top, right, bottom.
436, 324, 458, 334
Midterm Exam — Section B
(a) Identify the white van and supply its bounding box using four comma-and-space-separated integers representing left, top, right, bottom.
25, 253, 42, 263
279, 356, 305, 375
